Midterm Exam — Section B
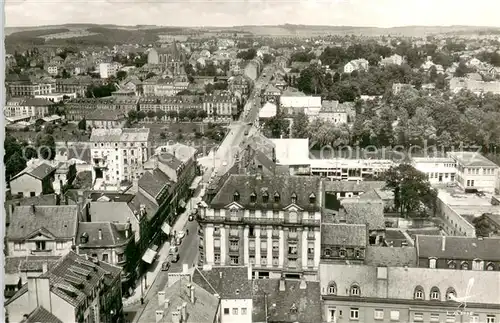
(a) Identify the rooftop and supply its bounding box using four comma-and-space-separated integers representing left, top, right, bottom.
416, 235, 500, 261
448, 152, 499, 168
77, 222, 130, 248
321, 223, 367, 247
323, 180, 385, 193
24, 307, 63, 323
365, 246, 417, 267
90, 128, 150, 142
138, 169, 173, 201
192, 266, 252, 299
341, 198, 386, 230
437, 188, 500, 217
11, 162, 56, 181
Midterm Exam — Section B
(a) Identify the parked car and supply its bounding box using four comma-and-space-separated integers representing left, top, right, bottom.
177, 231, 186, 240
161, 261, 171, 271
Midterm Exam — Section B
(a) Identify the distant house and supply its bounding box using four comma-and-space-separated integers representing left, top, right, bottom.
86, 109, 127, 129
9, 163, 56, 198
379, 54, 404, 66
344, 59, 369, 74
313, 100, 355, 124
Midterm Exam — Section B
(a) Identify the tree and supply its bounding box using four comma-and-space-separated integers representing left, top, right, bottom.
186, 109, 198, 122
178, 109, 188, 121
159, 132, 167, 139
236, 48, 257, 60
44, 123, 55, 135
116, 70, 127, 81
197, 109, 208, 120
167, 110, 178, 121
454, 62, 471, 77
78, 118, 87, 131
147, 110, 156, 119
136, 111, 146, 120
383, 164, 437, 218
263, 114, 290, 138
36, 134, 56, 160
128, 110, 138, 121
5, 152, 26, 181
292, 112, 309, 138
156, 110, 166, 121
472, 214, 496, 237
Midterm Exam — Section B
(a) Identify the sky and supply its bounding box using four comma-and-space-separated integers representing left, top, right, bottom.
5, 0, 500, 28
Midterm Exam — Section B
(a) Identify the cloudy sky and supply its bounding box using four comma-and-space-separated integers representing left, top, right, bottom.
5, 0, 500, 28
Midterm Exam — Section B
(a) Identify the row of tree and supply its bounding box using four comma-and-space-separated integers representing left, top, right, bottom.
128, 108, 209, 123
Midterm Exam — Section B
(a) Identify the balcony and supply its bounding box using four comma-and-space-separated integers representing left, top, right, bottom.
197, 214, 320, 227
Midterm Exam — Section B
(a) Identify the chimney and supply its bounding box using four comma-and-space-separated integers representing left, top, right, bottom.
279, 277, 286, 291
190, 285, 195, 303
155, 310, 164, 323
299, 276, 307, 290
98, 229, 103, 240
181, 302, 187, 321
158, 291, 166, 306
164, 299, 170, 309
171, 311, 181, 323
441, 235, 446, 251
42, 262, 48, 274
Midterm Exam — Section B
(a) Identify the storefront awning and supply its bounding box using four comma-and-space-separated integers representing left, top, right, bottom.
141, 248, 158, 264
189, 176, 202, 189
161, 222, 172, 234
179, 200, 186, 208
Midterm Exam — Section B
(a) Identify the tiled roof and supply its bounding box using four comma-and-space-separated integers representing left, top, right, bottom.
323, 180, 385, 193
6, 251, 121, 307
138, 169, 172, 200
365, 246, 417, 267
24, 306, 64, 323
12, 163, 56, 181
341, 199, 385, 230
252, 279, 322, 323
321, 223, 367, 246
7, 205, 78, 240
88, 201, 137, 224
88, 192, 135, 203
158, 153, 183, 170
210, 174, 322, 211
86, 109, 126, 121
77, 222, 129, 247
22, 98, 55, 106
138, 279, 219, 323
192, 266, 252, 299
319, 263, 500, 305
155, 143, 197, 163
128, 191, 160, 221
5, 256, 61, 274
416, 235, 500, 261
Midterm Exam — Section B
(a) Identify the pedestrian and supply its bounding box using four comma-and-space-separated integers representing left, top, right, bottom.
186, 229, 189, 235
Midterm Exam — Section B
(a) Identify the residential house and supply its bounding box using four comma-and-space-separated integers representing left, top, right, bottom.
252, 277, 322, 323
262, 84, 281, 106
449, 77, 500, 95
411, 157, 457, 184
379, 54, 404, 66
320, 223, 367, 264
192, 266, 253, 323
343, 59, 369, 74
448, 152, 499, 193
9, 163, 57, 198
5, 251, 123, 323
86, 110, 127, 129
319, 263, 500, 323
198, 174, 322, 280
279, 94, 322, 116
6, 205, 78, 257
313, 100, 355, 124
4, 98, 54, 120
202, 92, 238, 121
99, 62, 121, 79
7, 80, 55, 97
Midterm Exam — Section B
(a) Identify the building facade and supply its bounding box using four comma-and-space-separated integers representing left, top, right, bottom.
448, 152, 499, 193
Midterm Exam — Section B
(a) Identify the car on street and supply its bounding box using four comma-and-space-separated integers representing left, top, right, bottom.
177, 231, 186, 240
161, 261, 171, 271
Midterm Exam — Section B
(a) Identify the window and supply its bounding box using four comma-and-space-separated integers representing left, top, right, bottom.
350, 308, 359, 320
249, 256, 255, 264
390, 310, 400, 321
429, 258, 437, 269
230, 256, 239, 265
14, 242, 25, 251
102, 254, 109, 262
117, 253, 124, 263
461, 261, 469, 270
355, 249, 362, 258
261, 240, 268, 250
430, 313, 440, 322
446, 314, 456, 323
30, 191, 36, 197
339, 249, 347, 258
448, 260, 456, 269
241, 308, 247, 315
288, 243, 297, 255
35, 241, 46, 251
309, 193, 316, 204
472, 259, 484, 271
446, 288, 456, 300
324, 249, 332, 257
272, 240, 279, 251
487, 263, 495, 271
249, 240, 255, 250
223, 308, 229, 315
262, 192, 269, 203
250, 192, 257, 203
233, 192, 240, 202
274, 192, 280, 203
230, 240, 239, 250
487, 315, 496, 323
328, 308, 336, 323
430, 287, 440, 300
291, 192, 297, 204
214, 254, 221, 264
470, 315, 480, 323
308, 242, 314, 255
214, 239, 221, 248
272, 256, 279, 266
350, 285, 360, 296
327, 282, 336, 295
261, 255, 267, 265
55, 241, 64, 250
374, 309, 384, 320
414, 286, 424, 299
232, 308, 238, 315
414, 313, 424, 322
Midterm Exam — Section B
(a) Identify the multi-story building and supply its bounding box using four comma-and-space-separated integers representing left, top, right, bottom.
279, 95, 322, 116
343, 59, 369, 74
309, 159, 395, 181
99, 62, 120, 79
262, 84, 281, 106
56, 77, 100, 97
319, 263, 500, 323
6, 205, 78, 257
312, 100, 355, 124
65, 97, 138, 121
5, 251, 123, 323
448, 152, 499, 193
379, 54, 404, 66
142, 77, 190, 96
139, 95, 203, 120
411, 157, 457, 184
7, 81, 55, 97
192, 266, 253, 323
321, 223, 368, 265
202, 91, 238, 121
89, 128, 151, 187
4, 98, 54, 120
47, 64, 59, 76
198, 174, 323, 280
228, 75, 252, 97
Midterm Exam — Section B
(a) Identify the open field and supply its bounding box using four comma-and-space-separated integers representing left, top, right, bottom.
42, 30, 100, 40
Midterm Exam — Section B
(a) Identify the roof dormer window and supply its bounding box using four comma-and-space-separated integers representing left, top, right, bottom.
291, 192, 297, 204
274, 192, 280, 203
250, 192, 257, 203
233, 192, 240, 202
309, 193, 316, 204
262, 191, 269, 203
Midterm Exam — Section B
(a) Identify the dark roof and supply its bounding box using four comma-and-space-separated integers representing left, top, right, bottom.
158, 153, 183, 170
24, 307, 64, 323
6, 251, 121, 307
89, 192, 135, 203
365, 246, 417, 267
7, 205, 78, 240
86, 109, 126, 121
138, 169, 172, 200
252, 279, 322, 323
23, 98, 55, 106
77, 222, 129, 247
341, 199, 385, 230
323, 180, 385, 193
128, 191, 159, 221
5, 194, 59, 224
210, 174, 322, 211
321, 223, 367, 247
5, 256, 61, 274
12, 163, 56, 181
416, 235, 500, 261
192, 266, 252, 299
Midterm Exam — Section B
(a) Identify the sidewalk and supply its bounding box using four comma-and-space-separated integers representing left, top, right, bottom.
123, 187, 204, 307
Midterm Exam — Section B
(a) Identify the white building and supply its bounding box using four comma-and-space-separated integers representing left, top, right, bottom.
99, 62, 120, 79
312, 100, 355, 124
280, 95, 322, 116
89, 128, 151, 188
343, 59, 369, 74
411, 157, 457, 184
448, 152, 499, 193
